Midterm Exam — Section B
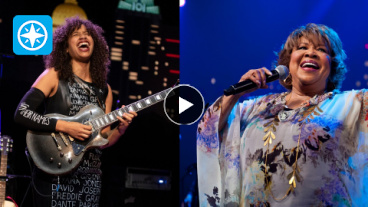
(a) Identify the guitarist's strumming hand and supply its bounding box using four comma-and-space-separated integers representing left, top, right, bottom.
55, 120, 92, 141
116, 105, 138, 135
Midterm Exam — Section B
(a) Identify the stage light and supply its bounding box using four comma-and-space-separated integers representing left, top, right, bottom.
158, 179, 165, 184
180, 0, 186, 7
211, 78, 216, 85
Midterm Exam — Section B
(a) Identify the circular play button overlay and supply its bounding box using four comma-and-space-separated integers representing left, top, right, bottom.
164, 84, 205, 125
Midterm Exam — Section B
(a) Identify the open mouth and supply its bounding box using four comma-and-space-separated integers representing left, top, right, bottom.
300, 60, 320, 70
77, 42, 90, 51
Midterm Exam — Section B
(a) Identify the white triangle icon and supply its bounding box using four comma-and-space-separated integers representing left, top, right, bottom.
179, 97, 194, 114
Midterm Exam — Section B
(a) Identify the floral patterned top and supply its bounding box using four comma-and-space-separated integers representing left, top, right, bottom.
197, 89, 368, 207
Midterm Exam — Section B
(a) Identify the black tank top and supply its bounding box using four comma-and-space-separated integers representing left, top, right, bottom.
33, 77, 108, 207
45, 77, 108, 115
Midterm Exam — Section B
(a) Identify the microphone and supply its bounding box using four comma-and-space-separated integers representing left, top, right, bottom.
223, 65, 289, 96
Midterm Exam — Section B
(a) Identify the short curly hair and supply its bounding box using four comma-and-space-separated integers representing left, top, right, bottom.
43, 16, 110, 89
277, 23, 347, 92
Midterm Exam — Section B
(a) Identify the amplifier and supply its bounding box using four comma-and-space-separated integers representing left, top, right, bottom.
125, 167, 171, 190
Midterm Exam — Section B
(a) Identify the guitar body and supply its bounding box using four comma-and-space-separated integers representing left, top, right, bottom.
3, 200, 16, 207
26, 105, 108, 175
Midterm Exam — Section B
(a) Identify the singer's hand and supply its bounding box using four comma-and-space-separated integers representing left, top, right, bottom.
238, 67, 273, 95
220, 67, 272, 131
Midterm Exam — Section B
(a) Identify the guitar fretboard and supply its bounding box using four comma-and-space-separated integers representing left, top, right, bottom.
89, 87, 173, 131
0, 155, 7, 177
0, 180, 5, 205
0, 155, 6, 205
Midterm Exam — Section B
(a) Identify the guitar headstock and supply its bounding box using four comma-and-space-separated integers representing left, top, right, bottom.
0, 135, 13, 156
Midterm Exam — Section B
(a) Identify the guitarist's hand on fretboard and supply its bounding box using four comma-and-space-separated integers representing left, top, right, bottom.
116, 105, 138, 135
55, 120, 92, 141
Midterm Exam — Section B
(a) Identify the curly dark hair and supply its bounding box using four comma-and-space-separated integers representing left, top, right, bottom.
276, 23, 347, 92
43, 16, 110, 89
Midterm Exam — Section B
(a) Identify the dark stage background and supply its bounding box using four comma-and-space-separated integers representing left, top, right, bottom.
180, 0, 368, 205
0, 0, 179, 206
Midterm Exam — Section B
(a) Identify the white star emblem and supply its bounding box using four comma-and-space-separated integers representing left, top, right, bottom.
20, 23, 45, 48
17, 20, 48, 51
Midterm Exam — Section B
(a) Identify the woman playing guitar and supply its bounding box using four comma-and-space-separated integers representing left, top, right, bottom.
14, 16, 137, 206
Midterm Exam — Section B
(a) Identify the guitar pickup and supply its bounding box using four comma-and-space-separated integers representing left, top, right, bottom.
51, 133, 62, 151
59, 132, 69, 146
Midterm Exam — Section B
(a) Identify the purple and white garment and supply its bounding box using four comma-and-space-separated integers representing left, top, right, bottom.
197, 89, 368, 207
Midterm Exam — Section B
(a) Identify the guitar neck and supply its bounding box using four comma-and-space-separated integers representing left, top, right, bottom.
0, 154, 7, 206
89, 87, 173, 131
0, 155, 7, 177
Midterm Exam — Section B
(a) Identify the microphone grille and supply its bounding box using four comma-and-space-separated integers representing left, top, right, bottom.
275, 65, 289, 80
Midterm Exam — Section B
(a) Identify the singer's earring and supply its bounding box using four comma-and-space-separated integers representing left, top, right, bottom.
283, 74, 292, 85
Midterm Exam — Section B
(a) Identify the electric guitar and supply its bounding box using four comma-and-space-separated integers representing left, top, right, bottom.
26, 86, 176, 175
0, 135, 16, 207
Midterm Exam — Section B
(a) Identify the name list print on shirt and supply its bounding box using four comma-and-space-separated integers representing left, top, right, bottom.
51, 150, 102, 207
68, 82, 99, 116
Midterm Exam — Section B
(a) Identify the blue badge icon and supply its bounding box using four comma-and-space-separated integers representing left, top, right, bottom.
13, 15, 53, 55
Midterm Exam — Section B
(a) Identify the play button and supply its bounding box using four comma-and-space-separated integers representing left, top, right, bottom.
179, 97, 193, 114
164, 84, 205, 125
